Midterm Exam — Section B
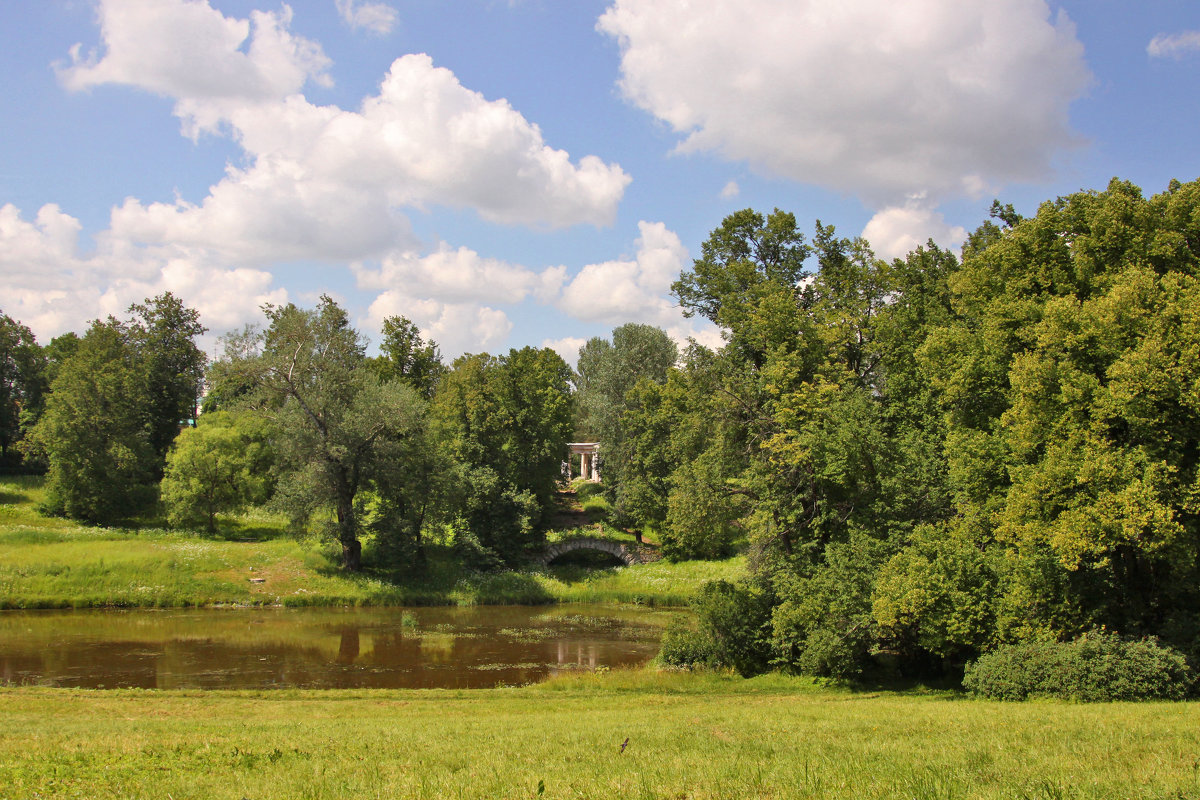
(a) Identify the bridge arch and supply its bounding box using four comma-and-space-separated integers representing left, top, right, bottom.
541, 537, 643, 567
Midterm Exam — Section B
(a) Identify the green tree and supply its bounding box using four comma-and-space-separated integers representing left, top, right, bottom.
201, 325, 260, 414
573, 323, 677, 525
0, 312, 47, 469
370, 315, 446, 398
235, 297, 427, 571
674, 207, 811, 333
126, 293, 207, 464
160, 411, 274, 533
25, 319, 156, 522
575, 324, 675, 440
433, 346, 573, 564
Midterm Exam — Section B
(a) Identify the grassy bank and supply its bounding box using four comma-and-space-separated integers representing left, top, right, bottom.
0, 476, 743, 608
1, 671, 1197, 799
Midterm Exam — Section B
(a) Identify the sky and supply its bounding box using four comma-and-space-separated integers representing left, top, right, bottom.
1, 0, 1198, 365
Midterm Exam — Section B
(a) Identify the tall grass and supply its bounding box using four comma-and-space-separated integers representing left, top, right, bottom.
537, 557, 747, 606
0, 673, 1197, 798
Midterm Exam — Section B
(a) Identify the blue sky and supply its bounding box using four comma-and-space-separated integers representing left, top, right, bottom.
2, 0, 1198, 363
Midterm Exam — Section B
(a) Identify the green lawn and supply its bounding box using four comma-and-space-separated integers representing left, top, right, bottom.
0, 671, 1197, 799
0, 476, 743, 608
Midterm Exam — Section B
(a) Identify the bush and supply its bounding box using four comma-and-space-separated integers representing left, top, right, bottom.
963, 630, 1192, 701
658, 580, 772, 676
770, 533, 889, 680
657, 619, 720, 669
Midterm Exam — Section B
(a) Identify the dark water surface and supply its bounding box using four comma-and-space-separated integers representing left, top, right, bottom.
0, 605, 674, 689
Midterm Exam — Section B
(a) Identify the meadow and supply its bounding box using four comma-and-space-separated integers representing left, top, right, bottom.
4, 476, 1200, 798
0, 475, 743, 609
1, 670, 1198, 799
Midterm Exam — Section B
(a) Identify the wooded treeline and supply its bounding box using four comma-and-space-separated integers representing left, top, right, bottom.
594, 177, 1200, 679
3, 176, 1199, 679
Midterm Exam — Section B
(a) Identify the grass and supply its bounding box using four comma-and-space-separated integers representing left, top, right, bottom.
0, 671, 1198, 798
539, 556, 747, 606
0, 476, 743, 609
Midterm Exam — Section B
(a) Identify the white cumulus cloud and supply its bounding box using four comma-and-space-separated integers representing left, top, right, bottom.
555, 220, 720, 349
364, 289, 512, 357
58, 0, 332, 137
599, 0, 1091, 206
89, 51, 629, 262
352, 242, 565, 305
558, 221, 685, 324
861, 199, 968, 261
57, 1, 629, 272
542, 336, 588, 369
1148, 31, 1200, 59
336, 0, 398, 35
0, 203, 286, 345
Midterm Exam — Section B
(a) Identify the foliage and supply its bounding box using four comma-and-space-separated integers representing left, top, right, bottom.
963, 630, 1193, 701
573, 324, 676, 519
433, 347, 573, 565
872, 520, 1000, 663
160, 411, 274, 533
23, 318, 158, 522
0, 312, 47, 470
770, 533, 892, 680
200, 325, 261, 413
662, 451, 743, 560
237, 297, 427, 571
614, 178, 1200, 682
657, 617, 721, 669
683, 579, 773, 677
369, 314, 446, 398
17, 294, 206, 521
126, 292, 207, 464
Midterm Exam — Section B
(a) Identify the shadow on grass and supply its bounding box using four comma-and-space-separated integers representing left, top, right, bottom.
842, 670, 969, 697
0, 489, 24, 505
211, 523, 290, 542
546, 551, 627, 571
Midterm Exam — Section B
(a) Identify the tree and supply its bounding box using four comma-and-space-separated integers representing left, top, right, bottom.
370, 315, 446, 398
25, 319, 156, 522
41, 332, 80, 388
201, 325, 260, 413
242, 297, 426, 571
160, 412, 274, 533
0, 312, 47, 469
673, 207, 811, 332
127, 293, 207, 464
572, 324, 677, 528
433, 346, 573, 564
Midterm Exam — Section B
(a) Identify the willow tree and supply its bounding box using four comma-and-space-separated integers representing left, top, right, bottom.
231, 297, 426, 571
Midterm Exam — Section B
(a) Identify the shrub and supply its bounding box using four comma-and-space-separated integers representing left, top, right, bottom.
770, 533, 889, 680
657, 619, 719, 669
658, 580, 772, 676
963, 630, 1192, 701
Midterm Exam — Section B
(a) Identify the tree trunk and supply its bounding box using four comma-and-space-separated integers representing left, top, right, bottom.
341, 536, 362, 571
335, 482, 362, 571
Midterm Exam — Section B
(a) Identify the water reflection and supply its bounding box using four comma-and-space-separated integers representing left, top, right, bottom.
0, 606, 671, 690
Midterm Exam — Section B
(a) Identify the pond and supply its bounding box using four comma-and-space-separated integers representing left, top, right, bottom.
0, 605, 675, 690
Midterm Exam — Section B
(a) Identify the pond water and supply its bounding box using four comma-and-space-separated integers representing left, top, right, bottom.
0, 605, 675, 690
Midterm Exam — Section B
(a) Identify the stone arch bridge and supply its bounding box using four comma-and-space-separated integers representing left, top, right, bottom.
540, 536, 656, 566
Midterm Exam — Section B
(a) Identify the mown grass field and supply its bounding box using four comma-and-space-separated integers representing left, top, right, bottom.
1, 671, 1198, 799
0, 476, 743, 609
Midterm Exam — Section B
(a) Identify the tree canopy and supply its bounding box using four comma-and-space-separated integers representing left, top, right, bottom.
647, 178, 1200, 679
